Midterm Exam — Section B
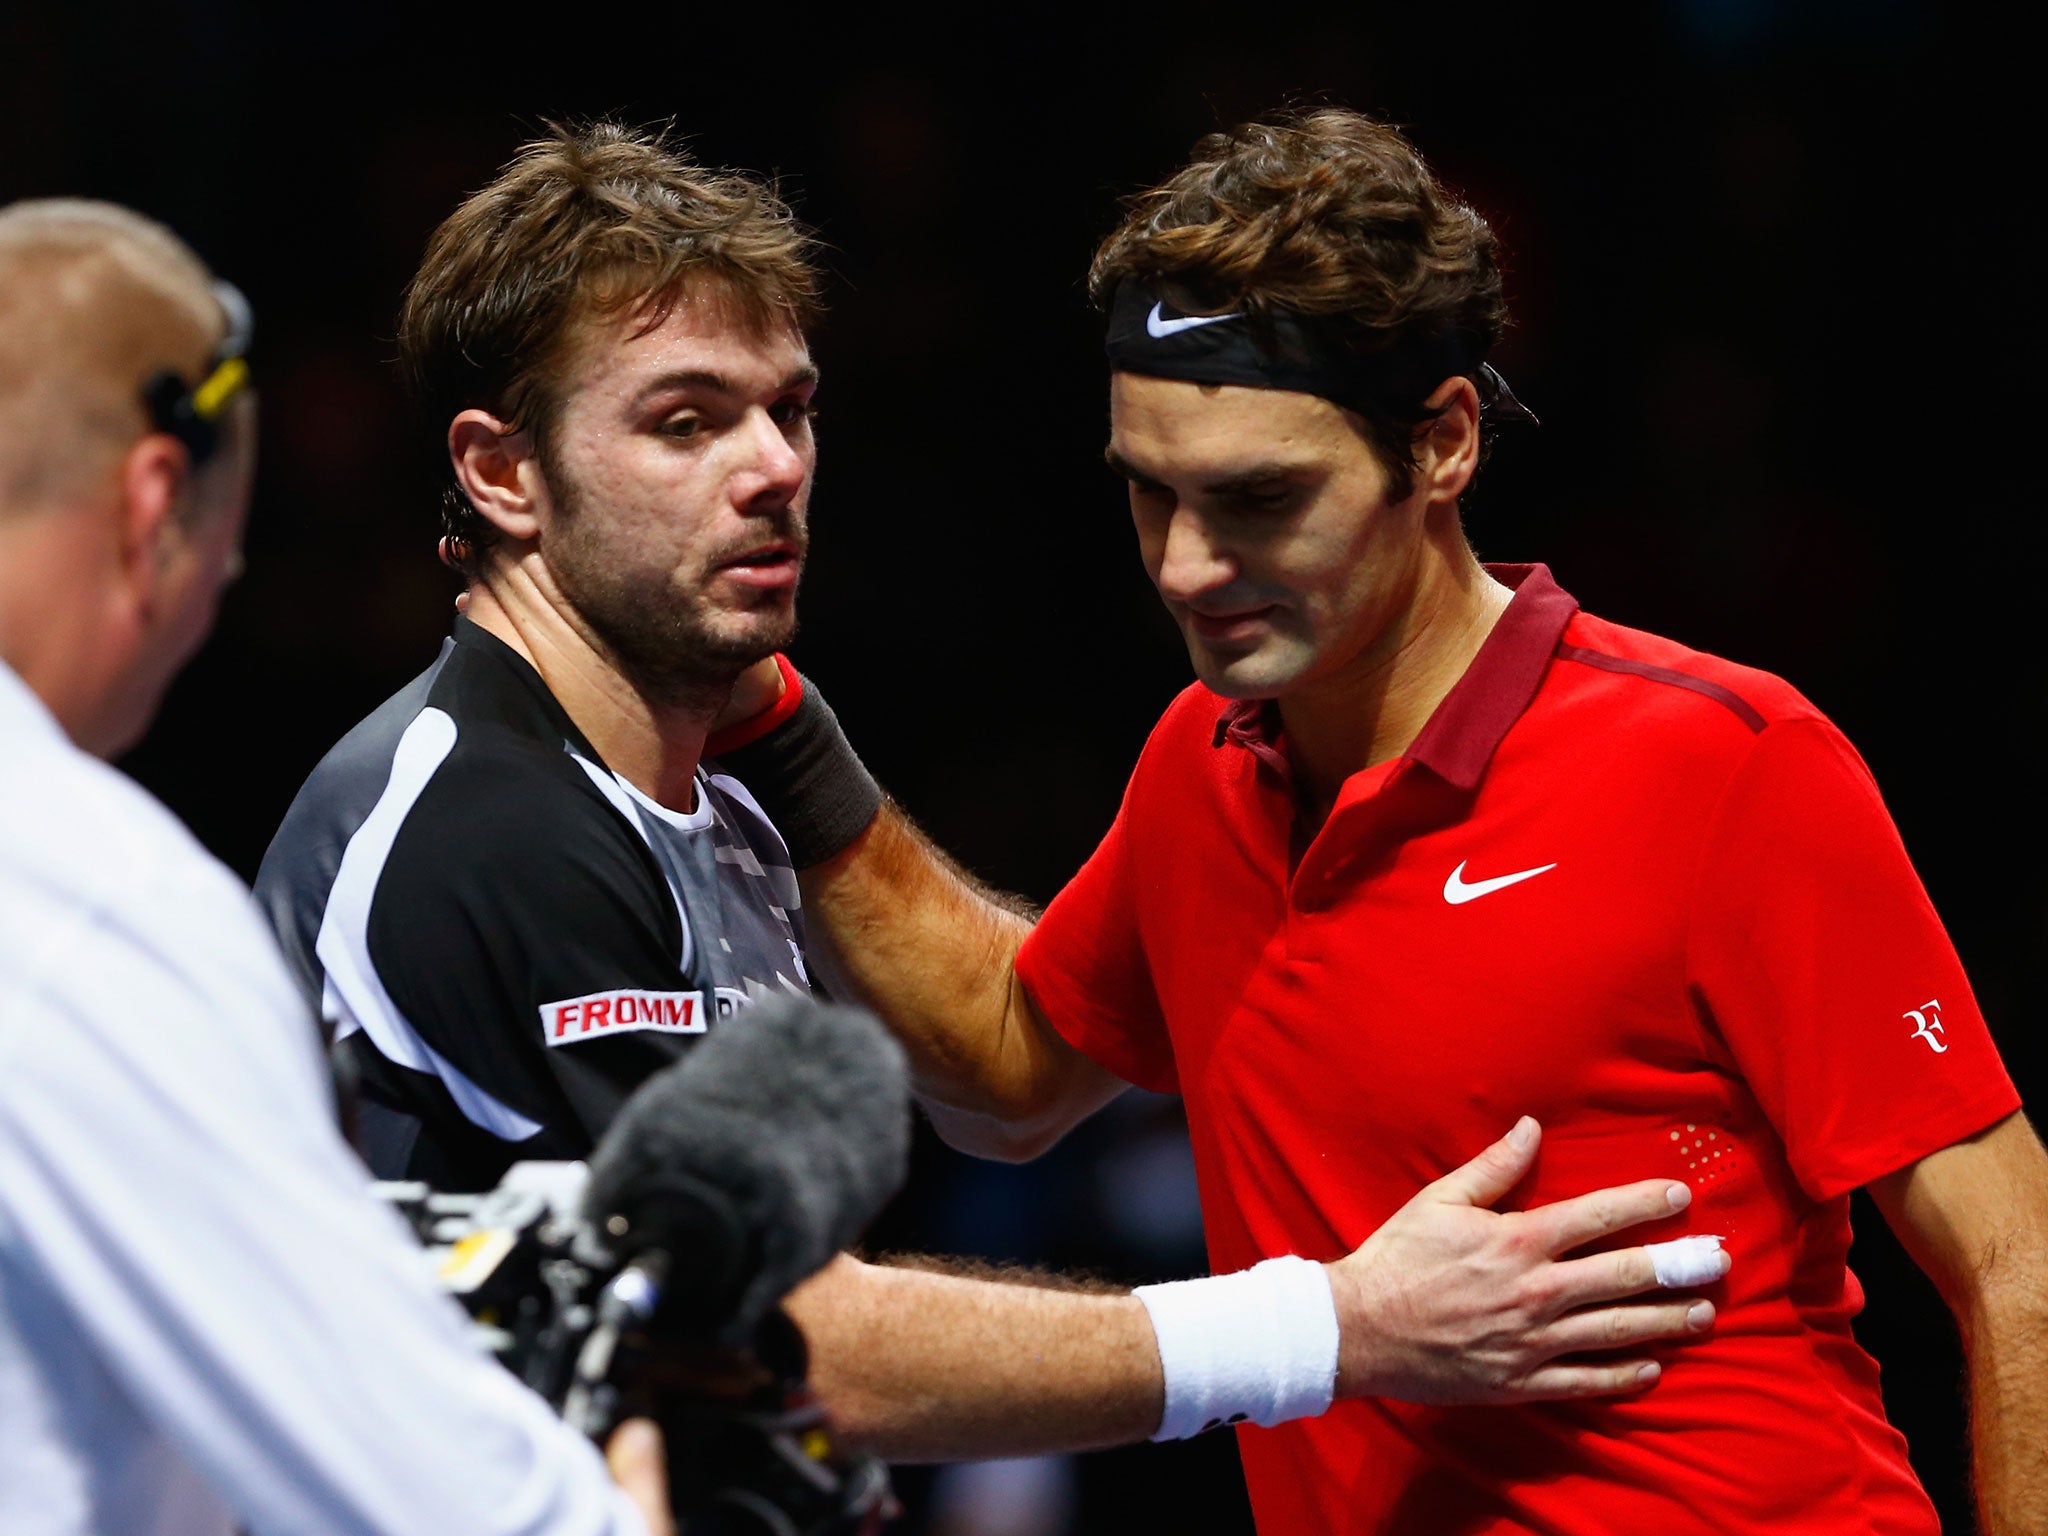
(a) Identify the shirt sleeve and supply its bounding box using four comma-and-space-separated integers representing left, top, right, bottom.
1686, 716, 2020, 1201
0, 863, 647, 1536
1016, 779, 1179, 1095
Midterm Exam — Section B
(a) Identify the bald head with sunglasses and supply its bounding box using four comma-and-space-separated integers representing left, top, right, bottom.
0, 199, 255, 757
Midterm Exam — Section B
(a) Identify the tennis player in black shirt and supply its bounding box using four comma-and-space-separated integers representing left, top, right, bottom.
260, 609, 813, 1189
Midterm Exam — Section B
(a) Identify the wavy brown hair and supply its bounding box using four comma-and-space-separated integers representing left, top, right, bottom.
399, 121, 823, 575
1091, 108, 1508, 494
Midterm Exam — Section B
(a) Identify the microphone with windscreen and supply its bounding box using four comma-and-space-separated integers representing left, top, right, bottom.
371, 993, 908, 1530
580, 991, 912, 1345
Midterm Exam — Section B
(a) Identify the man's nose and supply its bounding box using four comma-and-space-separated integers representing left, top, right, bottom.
1155, 506, 1235, 601
735, 407, 809, 508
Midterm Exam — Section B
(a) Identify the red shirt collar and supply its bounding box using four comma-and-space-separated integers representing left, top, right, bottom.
1212, 563, 1579, 793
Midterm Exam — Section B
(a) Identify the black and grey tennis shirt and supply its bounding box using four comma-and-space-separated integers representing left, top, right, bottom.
255, 617, 812, 1191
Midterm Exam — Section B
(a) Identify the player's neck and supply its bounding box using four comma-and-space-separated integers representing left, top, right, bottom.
1278, 539, 1511, 823
463, 576, 713, 814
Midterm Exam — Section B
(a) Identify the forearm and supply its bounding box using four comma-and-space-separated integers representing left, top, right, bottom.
715, 666, 1117, 1151
786, 1253, 1162, 1461
1960, 1274, 2048, 1533
713, 659, 1030, 1062
1868, 1113, 2048, 1536
802, 804, 1105, 1146
787, 1124, 1724, 1461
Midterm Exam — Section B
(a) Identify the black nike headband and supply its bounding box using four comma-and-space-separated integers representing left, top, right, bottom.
1104, 278, 1536, 425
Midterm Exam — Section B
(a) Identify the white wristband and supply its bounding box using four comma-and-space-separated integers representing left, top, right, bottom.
1135, 1256, 1340, 1441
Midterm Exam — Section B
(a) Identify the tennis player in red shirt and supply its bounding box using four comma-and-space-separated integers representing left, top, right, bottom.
724, 109, 2048, 1532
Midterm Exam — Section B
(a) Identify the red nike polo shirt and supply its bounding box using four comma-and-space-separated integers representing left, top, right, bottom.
1017, 564, 2018, 1535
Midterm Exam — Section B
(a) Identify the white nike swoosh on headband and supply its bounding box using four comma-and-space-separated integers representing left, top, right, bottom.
1145, 302, 1242, 338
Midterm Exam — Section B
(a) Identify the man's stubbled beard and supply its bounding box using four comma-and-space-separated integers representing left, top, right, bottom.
544, 454, 805, 714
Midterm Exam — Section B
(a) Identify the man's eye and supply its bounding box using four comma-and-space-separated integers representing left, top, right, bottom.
1230, 485, 1293, 511
661, 415, 703, 439
768, 398, 816, 427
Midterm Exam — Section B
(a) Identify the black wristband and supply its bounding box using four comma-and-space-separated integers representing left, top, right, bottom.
709, 676, 882, 869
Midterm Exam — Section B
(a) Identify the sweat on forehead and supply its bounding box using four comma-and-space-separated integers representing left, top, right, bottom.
0, 200, 221, 512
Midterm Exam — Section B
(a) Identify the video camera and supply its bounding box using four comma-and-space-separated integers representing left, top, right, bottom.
374, 994, 912, 1535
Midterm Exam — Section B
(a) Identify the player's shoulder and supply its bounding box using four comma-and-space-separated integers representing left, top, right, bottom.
263, 656, 667, 987
1551, 609, 1826, 742
1102, 680, 1238, 798
264, 645, 451, 861
1146, 680, 1240, 751
382, 719, 649, 900
312, 640, 637, 861
407, 631, 606, 800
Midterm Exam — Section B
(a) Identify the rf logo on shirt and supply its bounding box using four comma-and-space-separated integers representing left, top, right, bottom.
1906, 1000, 1947, 1054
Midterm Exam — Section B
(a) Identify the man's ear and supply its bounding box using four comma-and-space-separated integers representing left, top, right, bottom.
113, 433, 191, 617
449, 409, 544, 542
1418, 375, 1482, 507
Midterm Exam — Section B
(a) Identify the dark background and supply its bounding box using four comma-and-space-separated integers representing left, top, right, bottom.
3, 2, 2035, 1530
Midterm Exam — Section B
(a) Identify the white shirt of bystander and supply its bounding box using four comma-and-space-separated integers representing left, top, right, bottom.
0, 660, 647, 1536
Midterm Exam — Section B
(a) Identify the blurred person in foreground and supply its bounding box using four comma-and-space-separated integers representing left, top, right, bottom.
722, 111, 2048, 1532
256, 122, 1728, 1467
0, 199, 670, 1536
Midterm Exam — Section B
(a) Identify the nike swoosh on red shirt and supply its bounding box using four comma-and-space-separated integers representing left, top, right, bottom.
1443, 860, 1558, 905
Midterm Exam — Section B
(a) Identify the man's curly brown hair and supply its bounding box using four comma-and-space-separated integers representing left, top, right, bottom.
1090, 108, 1508, 496
399, 121, 823, 576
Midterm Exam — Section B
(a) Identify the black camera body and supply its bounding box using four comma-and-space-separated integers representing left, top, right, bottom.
374, 1162, 892, 1536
